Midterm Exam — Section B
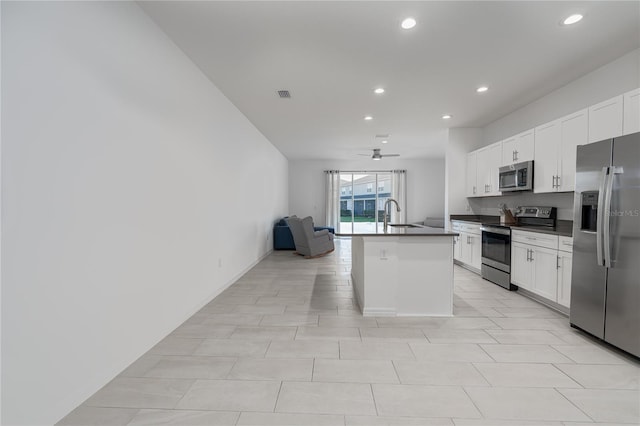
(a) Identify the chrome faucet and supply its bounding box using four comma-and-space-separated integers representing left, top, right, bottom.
383, 198, 401, 232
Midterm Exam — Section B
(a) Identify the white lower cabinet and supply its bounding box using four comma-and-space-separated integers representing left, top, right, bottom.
453, 234, 462, 261
511, 242, 533, 290
556, 235, 573, 308
451, 221, 481, 271
511, 230, 573, 307
511, 242, 557, 300
469, 232, 482, 270
531, 246, 559, 301
557, 250, 573, 308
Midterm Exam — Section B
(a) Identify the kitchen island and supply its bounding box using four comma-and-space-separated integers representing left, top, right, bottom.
338, 225, 458, 317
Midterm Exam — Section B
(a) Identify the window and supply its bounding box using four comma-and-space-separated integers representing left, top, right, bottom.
339, 172, 392, 233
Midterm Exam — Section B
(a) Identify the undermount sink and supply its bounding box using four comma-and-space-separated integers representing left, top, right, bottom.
389, 224, 419, 228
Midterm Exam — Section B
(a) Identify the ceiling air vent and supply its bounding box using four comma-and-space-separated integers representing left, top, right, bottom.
277, 90, 291, 98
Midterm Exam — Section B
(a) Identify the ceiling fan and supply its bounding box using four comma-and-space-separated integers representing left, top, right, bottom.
358, 148, 400, 161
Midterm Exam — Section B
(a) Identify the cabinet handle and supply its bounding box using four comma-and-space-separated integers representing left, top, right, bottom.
514, 150, 518, 161
467, 236, 470, 244
473, 186, 476, 195
512, 150, 516, 161
557, 255, 561, 269
556, 175, 561, 188
526, 249, 530, 262
530, 250, 534, 262
552, 175, 556, 188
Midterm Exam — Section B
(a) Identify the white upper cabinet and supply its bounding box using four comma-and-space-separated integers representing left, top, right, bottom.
466, 89, 637, 198
502, 129, 534, 165
589, 95, 623, 143
466, 151, 478, 197
559, 109, 588, 192
534, 120, 560, 193
623, 88, 640, 135
534, 109, 588, 193
477, 141, 502, 196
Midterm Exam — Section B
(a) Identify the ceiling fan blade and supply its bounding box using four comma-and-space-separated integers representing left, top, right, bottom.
381, 154, 400, 157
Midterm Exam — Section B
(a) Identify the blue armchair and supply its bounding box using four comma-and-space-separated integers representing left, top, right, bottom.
273, 216, 335, 250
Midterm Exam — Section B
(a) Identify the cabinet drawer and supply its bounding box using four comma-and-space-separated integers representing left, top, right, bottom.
451, 221, 481, 234
461, 223, 481, 234
558, 236, 573, 253
512, 230, 559, 250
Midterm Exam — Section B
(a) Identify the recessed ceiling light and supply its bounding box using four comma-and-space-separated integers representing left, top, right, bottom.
364, 116, 373, 121
563, 14, 583, 25
374, 88, 385, 94
381, 140, 388, 144
476, 86, 489, 93
401, 17, 417, 30
442, 114, 452, 120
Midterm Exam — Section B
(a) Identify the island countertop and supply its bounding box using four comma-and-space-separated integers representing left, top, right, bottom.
337, 225, 458, 237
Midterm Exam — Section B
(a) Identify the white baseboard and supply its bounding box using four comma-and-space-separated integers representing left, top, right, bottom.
362, 307, 396, 317
194, 248, 274, 315
453, 260, 481, 275
396, 312, 454, 317
516, 287, 570, 317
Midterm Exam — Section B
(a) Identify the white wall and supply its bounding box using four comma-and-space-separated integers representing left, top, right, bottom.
445, 128, 483, 220
289, 158, 445, 225
1, 3, 288, 425
483, 48, 640, 144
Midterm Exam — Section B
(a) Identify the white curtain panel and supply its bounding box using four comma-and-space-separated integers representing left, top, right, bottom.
324, 170, 340, 229
390, 170, 407, 223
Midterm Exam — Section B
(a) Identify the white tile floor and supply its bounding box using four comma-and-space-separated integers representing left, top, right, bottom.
59, 237, 640, 426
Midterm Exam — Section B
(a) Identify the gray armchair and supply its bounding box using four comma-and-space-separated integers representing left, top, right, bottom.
286, 216, 335, 258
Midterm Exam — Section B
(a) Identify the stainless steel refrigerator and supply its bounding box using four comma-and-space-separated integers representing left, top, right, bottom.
571, 132, 639, 358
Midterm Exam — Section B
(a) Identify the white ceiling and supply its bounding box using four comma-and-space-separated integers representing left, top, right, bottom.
139, 1, 640, 160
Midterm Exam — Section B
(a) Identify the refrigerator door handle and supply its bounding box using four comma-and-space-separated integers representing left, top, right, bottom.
596, 167, 609, 266
603, 166, 624, 268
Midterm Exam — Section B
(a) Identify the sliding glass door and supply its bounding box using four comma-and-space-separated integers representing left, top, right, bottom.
339, 172, 391, 233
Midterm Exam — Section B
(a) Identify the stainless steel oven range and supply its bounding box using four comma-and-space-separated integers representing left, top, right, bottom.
480, 224, 513, 290
480, 206, 557, 290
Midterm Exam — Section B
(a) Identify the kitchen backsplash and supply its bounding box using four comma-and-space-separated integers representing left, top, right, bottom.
467, 191, 576, 220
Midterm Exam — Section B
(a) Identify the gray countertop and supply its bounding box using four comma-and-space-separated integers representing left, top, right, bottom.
450, 215, 573, 237
337, 225, 458, 237
510, 221, 573, 237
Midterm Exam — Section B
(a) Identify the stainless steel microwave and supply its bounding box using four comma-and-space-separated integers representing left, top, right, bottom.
499, 160, 533, 192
